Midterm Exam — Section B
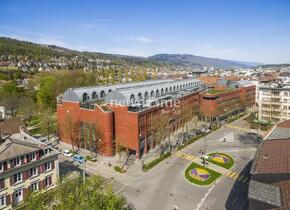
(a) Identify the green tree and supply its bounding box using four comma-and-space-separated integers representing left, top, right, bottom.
21, 176, 134, 210
37, 76, 56, 110
0, 81, 24, 116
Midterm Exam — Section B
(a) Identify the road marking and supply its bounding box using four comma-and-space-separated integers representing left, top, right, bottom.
225, 171, 232, 176
233, 173, 240, 180
195, 183, 216, 210
238, 176, 244, 181
175, 152, 196, 162
229, 172, 236, 178
219, 132, 234, 142
242, 177, 248, 183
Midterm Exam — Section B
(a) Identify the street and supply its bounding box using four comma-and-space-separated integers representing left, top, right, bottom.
58, 117, 258, 210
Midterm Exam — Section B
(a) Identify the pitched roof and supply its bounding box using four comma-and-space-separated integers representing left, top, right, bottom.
248, 180, 282, 208
0, 137, 39, 161
254, 139, 290, 174
0, 117, 26, 135
266, 127, 290, 140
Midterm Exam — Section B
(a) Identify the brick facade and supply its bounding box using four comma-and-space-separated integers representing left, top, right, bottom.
199, 85, 256, 121
57, 91, 201, 159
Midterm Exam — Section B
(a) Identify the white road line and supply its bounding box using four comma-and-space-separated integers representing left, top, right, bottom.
195, 183, 216, 210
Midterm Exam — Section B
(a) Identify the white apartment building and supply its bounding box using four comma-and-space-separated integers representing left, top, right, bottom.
257, 83, 290, 122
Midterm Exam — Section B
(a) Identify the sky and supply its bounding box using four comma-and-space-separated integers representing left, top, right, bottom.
1, 0, 290, 64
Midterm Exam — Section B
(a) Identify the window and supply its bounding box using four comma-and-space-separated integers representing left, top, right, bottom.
284, 99, 287, 103
45, 176, 52, 187
284, 92, 288, 96
30, 167, 38, 177
14, 173, 22, 184
31, 182, 38, 192
30, 153, 36, 161
44, 162, 51, 171
0, 195, 6, 207
14, 157, 20, 166
14, 189, 23, 204
0, 179, 4, 190
44, 148, 49, 155
0, 163, 2, 172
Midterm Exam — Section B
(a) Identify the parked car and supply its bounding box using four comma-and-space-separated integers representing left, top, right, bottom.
205, 129, 211, 134
73, 154, 85, 164
61, 149, 72, 157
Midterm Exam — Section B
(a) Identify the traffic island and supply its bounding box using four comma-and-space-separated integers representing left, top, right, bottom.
185, 162, 221, 186
207, 152, 234, 169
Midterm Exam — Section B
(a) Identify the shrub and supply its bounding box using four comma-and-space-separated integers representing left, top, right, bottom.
143, 152, 171, 172
114, 166, 126, 173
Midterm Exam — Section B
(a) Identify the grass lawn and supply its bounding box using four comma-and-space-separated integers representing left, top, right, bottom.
207, 152, 234, 169
185, 162, 221, 185
207, 89, 231, 94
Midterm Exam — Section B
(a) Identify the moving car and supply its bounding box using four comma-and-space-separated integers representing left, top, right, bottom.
61, 149, 72, 157
73, 154, 85, 164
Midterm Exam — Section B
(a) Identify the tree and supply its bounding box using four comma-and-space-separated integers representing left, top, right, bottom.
37, 76, 56, 110
21, 175, 135, 210
39, 109, 57, 141
19, 96, 36, 122
64, 114, 81, 152
149, 111, 169, 156
0, 81, 24, 117
84, 122, 103, 158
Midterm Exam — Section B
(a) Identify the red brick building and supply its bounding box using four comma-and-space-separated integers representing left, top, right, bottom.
199, 80, 256, 122
57, 79, 203, 158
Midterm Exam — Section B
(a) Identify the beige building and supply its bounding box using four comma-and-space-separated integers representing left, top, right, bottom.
258, 83, 290, 122
0, 132, 59, 209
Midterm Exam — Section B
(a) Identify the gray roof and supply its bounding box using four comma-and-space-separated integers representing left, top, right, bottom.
105, 78, 202, 106
0, 133, 58, 161
62, 78, 203, 105
248, 180, 282, 208
236, 80, 254, 87
0, 137, 39, 161
266, 127, 290, 140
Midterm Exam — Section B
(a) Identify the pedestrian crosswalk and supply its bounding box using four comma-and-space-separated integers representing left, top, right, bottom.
175, 151, 249, 184
224, 171, 249, 183
175, 151, 196, 162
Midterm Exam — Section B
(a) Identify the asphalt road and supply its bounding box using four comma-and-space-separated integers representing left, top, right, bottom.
58, 117, 258, 210
118, 118, 258, 210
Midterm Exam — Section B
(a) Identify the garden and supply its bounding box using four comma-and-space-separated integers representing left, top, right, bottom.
184, 162, 221, 185
207, 152, 234, 169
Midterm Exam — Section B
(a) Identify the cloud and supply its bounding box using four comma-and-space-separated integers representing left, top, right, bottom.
130, 36, 153, 43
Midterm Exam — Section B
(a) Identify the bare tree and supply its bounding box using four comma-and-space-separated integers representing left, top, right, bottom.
149, 111, 169, 156
64, 114, 81, 152
85, 122, 103, 158
39, 109, 57, 141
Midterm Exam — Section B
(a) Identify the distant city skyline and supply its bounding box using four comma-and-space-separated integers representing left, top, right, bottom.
1, 0, 290, 64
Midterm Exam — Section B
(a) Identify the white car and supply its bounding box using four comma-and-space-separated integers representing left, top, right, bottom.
62, 150, 73, 157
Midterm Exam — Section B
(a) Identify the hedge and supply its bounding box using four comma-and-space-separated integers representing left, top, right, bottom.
114, 166, 126, 173
143, 152, 171, 172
